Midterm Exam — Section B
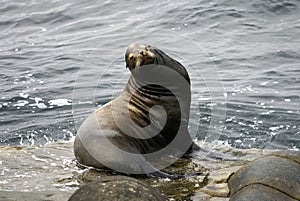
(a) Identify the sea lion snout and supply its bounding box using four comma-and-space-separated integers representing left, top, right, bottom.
125, 43, 155, 70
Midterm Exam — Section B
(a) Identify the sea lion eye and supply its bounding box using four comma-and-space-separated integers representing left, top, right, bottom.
140, 51, 144, 56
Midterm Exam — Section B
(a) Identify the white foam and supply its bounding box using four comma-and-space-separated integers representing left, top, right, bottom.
260, 81, 269, 86
49, 99, 71, 107
19, 92, 29, 99
197, 97, 210, 101
13, 100, 29, 107
29, 97, 47, 109
269, 126, 280, 131
30, 103, 47, 109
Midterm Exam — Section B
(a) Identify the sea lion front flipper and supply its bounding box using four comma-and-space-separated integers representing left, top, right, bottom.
185, 143, 238, 161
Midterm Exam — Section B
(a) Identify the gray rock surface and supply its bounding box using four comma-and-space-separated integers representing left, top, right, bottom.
68, 176, 167, 201
228, 151, 300, 201
2, 142, 298, 200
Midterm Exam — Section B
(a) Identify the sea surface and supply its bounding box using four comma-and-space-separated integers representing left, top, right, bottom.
0, 0, 299, 150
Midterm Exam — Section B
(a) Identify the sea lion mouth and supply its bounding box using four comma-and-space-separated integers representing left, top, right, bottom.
125, 43, 156, 70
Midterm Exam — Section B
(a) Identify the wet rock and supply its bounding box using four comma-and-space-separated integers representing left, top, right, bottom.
229, 184, 297, 201
209, 166, 242, 184
200, 183, 229, 197
68, 176, 167, 201
228, 151, 300, 201
194, 164, 242, 199
0, 190, 71, 201
3, 142, 297, 200
191, 192, 230, 201
267, 150, 300, 164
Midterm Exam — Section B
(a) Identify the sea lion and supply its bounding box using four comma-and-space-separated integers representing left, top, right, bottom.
74, 43, 199, 177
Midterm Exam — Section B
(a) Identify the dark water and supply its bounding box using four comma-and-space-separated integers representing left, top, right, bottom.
0, 0, 299, 150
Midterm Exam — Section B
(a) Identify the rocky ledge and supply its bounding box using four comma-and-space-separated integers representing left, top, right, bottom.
0, 142, 299, 201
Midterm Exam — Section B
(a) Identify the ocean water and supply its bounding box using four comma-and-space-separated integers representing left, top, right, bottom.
0, 0, 299, 150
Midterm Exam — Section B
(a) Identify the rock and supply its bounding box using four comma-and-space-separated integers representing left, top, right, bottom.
68, 176, 167, 201
229, 184, 297, 201
0, 191, 71, 201
200, 183, 229, 197
3, 142, 298, 200
209, 166, 242, 184
228, 151, 300, 201
191, 192, 230, 201
268, 150, 300, 164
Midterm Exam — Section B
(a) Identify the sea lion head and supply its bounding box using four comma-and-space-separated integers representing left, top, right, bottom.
125, 43, 156, 71
125, 43, 190, 84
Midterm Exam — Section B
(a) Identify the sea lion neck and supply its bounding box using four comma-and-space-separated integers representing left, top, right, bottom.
124, 75, 174, 98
